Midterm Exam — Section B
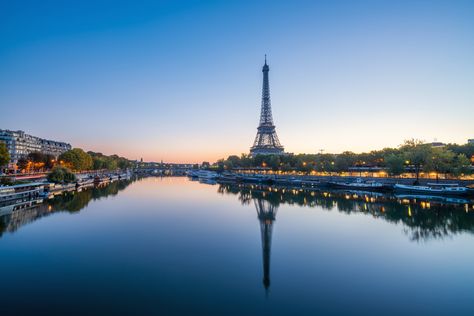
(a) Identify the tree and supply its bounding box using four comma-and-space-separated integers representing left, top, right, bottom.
267, 155, 281, 171
27, 152, 47, 171
451, 154, 472, 177
117, 158, 131, 170
103, 157, 118, 170
384, 154, 404, 176
334, 151, 356, 172
401, 139, 431, 184
424, 147, 455, 181
92, 156, 105, 170
27, 152, 45, 163
59, 148, 92, 171
226, 155, 241, 168
47, 166, 76, 183
0, 141, 10, 168
43, 154, 55, 169
17, 158, 29, 172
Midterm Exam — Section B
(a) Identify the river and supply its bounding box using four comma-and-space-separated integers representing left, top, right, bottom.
1, 176, 473, 315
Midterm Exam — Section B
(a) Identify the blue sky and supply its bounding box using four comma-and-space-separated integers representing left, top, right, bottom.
1, 0, 473, 162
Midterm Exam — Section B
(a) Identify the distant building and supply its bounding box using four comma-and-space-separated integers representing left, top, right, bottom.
468, 139, 474, 145
429, 141, 446, 148
0, 129, 71, 166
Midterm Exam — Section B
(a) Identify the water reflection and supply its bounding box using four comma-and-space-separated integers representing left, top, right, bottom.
218, 183, 474, 243
216, 182, 474, 294
255, 198, 277, 294
0, 177, 136, 237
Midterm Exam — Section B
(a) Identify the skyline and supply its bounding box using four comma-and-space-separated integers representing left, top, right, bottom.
1, 0, 474, 163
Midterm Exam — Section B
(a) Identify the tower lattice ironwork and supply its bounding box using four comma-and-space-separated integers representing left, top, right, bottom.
250, 56, 284, 156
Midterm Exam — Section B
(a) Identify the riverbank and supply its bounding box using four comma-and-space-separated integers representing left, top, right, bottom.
0, 172, 131, 207
188, 170, 474, 198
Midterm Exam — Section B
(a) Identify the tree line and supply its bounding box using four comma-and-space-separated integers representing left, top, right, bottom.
1, 146, 133, 173
58, 148, 133, 171
48, 149, 133, 183
215, 140, 474, 179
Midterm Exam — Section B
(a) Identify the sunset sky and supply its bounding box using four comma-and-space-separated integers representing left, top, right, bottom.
1, 0, 473, 163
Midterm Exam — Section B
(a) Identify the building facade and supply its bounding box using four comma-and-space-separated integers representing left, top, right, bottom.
0, 129, 71, 166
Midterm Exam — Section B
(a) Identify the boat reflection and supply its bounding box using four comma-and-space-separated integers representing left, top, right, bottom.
217, 183, 474, 243
0, 177, 137, 237
216, 182, 474, 294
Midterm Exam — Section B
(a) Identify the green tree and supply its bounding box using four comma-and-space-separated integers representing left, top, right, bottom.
59, 148, 92, 171
267, 155, 281, 171
103, 157, 118, 170
451, 154, 472, 177
48, 166, 77, 183
27, 151, 45, 163
424, 147, 455, 181
384, 154, 404, 176
334, 151, 356, 172
0, 141, 10, 168
401, 139, 431, 184
117, 158, 131, 169
92, 156, 105, 170
17, 157, 29, 172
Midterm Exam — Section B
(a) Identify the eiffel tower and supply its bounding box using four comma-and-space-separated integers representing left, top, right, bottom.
254, 197, 278, 294
250, 56, 285, 156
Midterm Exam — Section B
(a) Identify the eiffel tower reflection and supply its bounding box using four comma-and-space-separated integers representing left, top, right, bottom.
254, 197, 278, 294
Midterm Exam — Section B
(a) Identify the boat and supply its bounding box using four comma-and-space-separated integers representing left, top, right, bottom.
186, 170, 200, 178
237, 174, 274, 184
395, 194, 471, 205
328, 178, 392, 192
0, 198, 44, 217
216, 172, 239, 183
394, 183, 472, 196
0, 183, 45, 203
187, 170, 219, 180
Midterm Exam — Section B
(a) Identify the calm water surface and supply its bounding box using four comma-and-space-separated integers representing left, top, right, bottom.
1, 176, 474, 315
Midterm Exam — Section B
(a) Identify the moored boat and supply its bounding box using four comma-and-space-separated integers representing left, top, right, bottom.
328, 178, 392, 192
0, 183, 45, 203
394, 183, 472, 196
237, 174, 274, 184
187, 170, 219, 180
